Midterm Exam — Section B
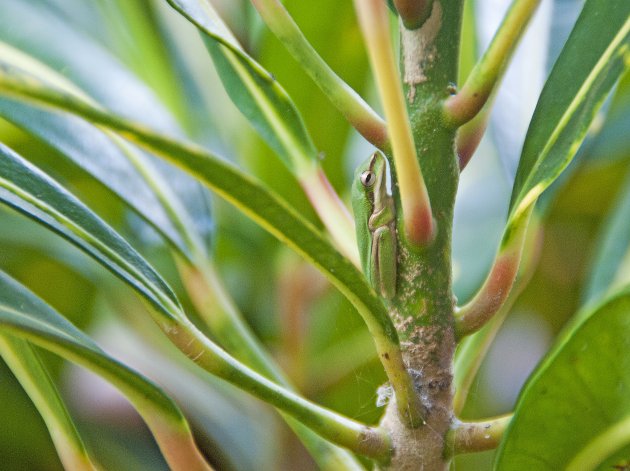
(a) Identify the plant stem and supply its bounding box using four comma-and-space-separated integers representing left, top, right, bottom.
0, 64, 417, 455
167, 317, 393, 461
354, 0, 435, 247
447, 414, 512, 455
374, 0, 463, 467
178, 260, 365, 470
443, 0, 542, 126
250, 0, 388, 149
455, 207, 533, 339
456, 101, 491, 170
453, 215, 541, 414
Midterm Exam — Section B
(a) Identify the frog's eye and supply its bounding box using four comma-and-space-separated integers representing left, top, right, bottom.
360, 170, 376, 187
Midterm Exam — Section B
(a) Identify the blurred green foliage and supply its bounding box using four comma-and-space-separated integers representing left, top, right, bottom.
0, 0, 628, 469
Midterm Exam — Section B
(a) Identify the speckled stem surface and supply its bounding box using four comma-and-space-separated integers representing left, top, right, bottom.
379, 1, 463, 469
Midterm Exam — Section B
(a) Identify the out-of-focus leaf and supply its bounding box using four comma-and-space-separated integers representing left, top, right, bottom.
87, 315, 278, 471
476, 0, 552, 181
0, 270, 212, 471
0, 64, 400, 363
585, 70, 630, 166
0, 357, 63, 471
165, 0, 319, 172
582, 169, 630, 305
0, 0, 177, 132
0, 142, 181, 321
93, 0, 193, 130
0, 336, 97, 470
0, 1, 214, 248
0, 97, 193, 258
495, 285, 630, 470
508, 0, 630, 224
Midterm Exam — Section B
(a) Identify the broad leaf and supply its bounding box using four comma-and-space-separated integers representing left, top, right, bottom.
0, 142, 181, 321
0, 270, 212, 471
495, 285, 630, 470
508, 0, 630, 223
165, 0, 319, 172
0, 336, 97, 471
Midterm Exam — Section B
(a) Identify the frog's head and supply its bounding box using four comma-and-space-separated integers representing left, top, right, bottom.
352, 151, 388, 210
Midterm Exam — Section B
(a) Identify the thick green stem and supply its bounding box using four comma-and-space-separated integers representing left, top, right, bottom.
250, 0, 388, 148
355, 0, 435, 248
376, 0, 463, 469
446, 414, 512, 455
443, 0, 542, 126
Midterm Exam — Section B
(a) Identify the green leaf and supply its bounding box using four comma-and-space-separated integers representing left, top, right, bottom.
93, 0, 201, 132
0, 2, 214, 248
508, 0, 630, 223
0, 54, 390, 465
0, 270, 211, 471
0, 336, 97, 471
0, 98, 195, 257
0, 62, 400, 357
0, 0, 179, 132
0, 142, 181, 321
495, 285, 630, 470
165, 0, 318, 172
583, 169, 630, 305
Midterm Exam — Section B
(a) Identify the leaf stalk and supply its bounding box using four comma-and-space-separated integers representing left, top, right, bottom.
447, 414, 512, 456
168, 318, 393, 460
455, 207, 533, 339
443, 0, 542, 127
354, 0, 435, 247
250, 0, 388, 149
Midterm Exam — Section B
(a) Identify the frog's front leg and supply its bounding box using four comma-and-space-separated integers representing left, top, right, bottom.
371, 225, 397, 300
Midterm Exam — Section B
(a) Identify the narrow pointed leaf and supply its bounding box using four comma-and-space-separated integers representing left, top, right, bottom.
0, 142, 181, 321
0, 56, 403, 464
0, 271, 212, 471
165, 0, 318, 172
0, 1, 214, 247
0, 336, 98, 471
0, 63, 402, 377
0, 138, 384, 461
508, 0, 630, 223
495, 285, 630, 470
0, 98, 193, 257
0, 0, 178, 131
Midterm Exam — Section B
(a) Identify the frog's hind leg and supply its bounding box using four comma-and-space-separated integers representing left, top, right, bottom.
371, 226, 397, 299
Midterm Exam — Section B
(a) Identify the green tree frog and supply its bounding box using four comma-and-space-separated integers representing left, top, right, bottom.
352, 151, 397, 299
